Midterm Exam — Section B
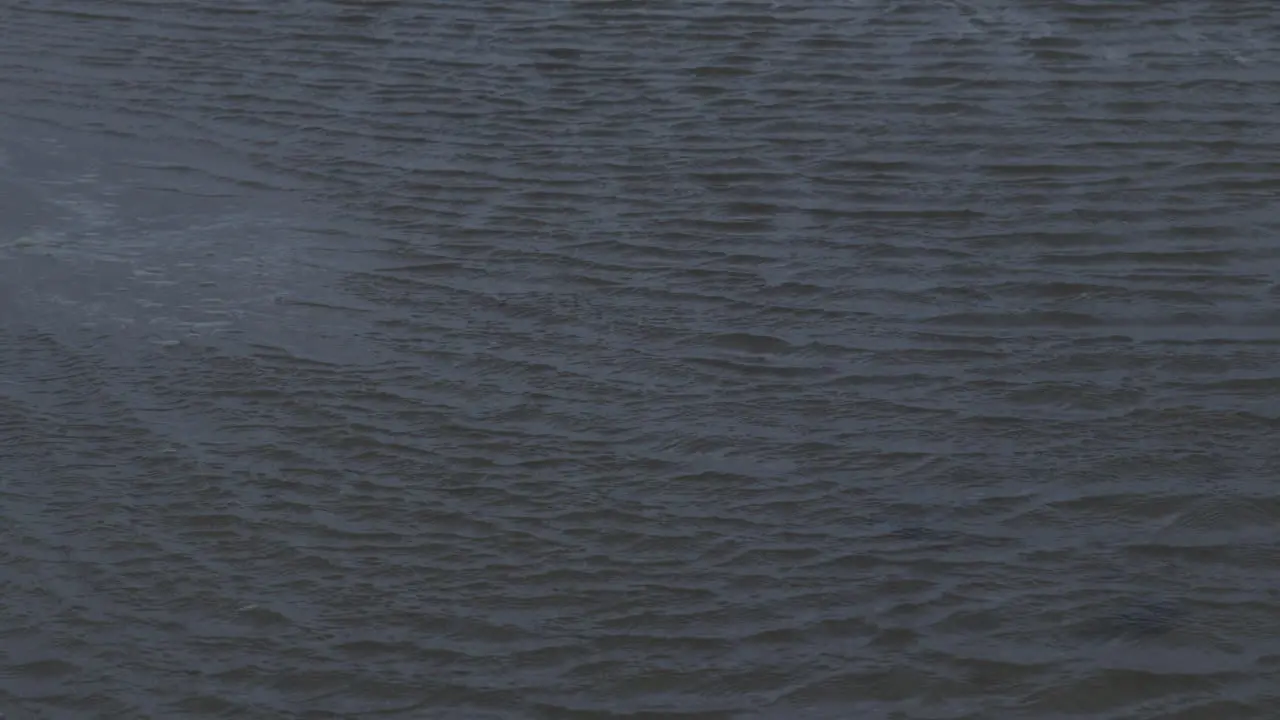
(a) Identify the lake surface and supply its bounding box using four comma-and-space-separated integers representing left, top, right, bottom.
2, 1, 1280, 718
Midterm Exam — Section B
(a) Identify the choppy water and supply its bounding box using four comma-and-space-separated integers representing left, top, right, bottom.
2, 1, 1280, 718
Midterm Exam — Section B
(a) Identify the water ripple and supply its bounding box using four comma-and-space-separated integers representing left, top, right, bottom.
3, 0, 1280, 718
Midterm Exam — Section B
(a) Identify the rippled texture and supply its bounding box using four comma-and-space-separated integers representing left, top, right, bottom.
2, 1, 1280, 718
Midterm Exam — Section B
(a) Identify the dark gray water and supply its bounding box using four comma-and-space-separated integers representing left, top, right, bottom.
2, 1, 1280, 718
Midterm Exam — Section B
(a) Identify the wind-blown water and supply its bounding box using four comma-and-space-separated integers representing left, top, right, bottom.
2, 1, 1279, 718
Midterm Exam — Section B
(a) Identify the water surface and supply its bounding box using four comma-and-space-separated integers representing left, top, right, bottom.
2, 1, 1280, 718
